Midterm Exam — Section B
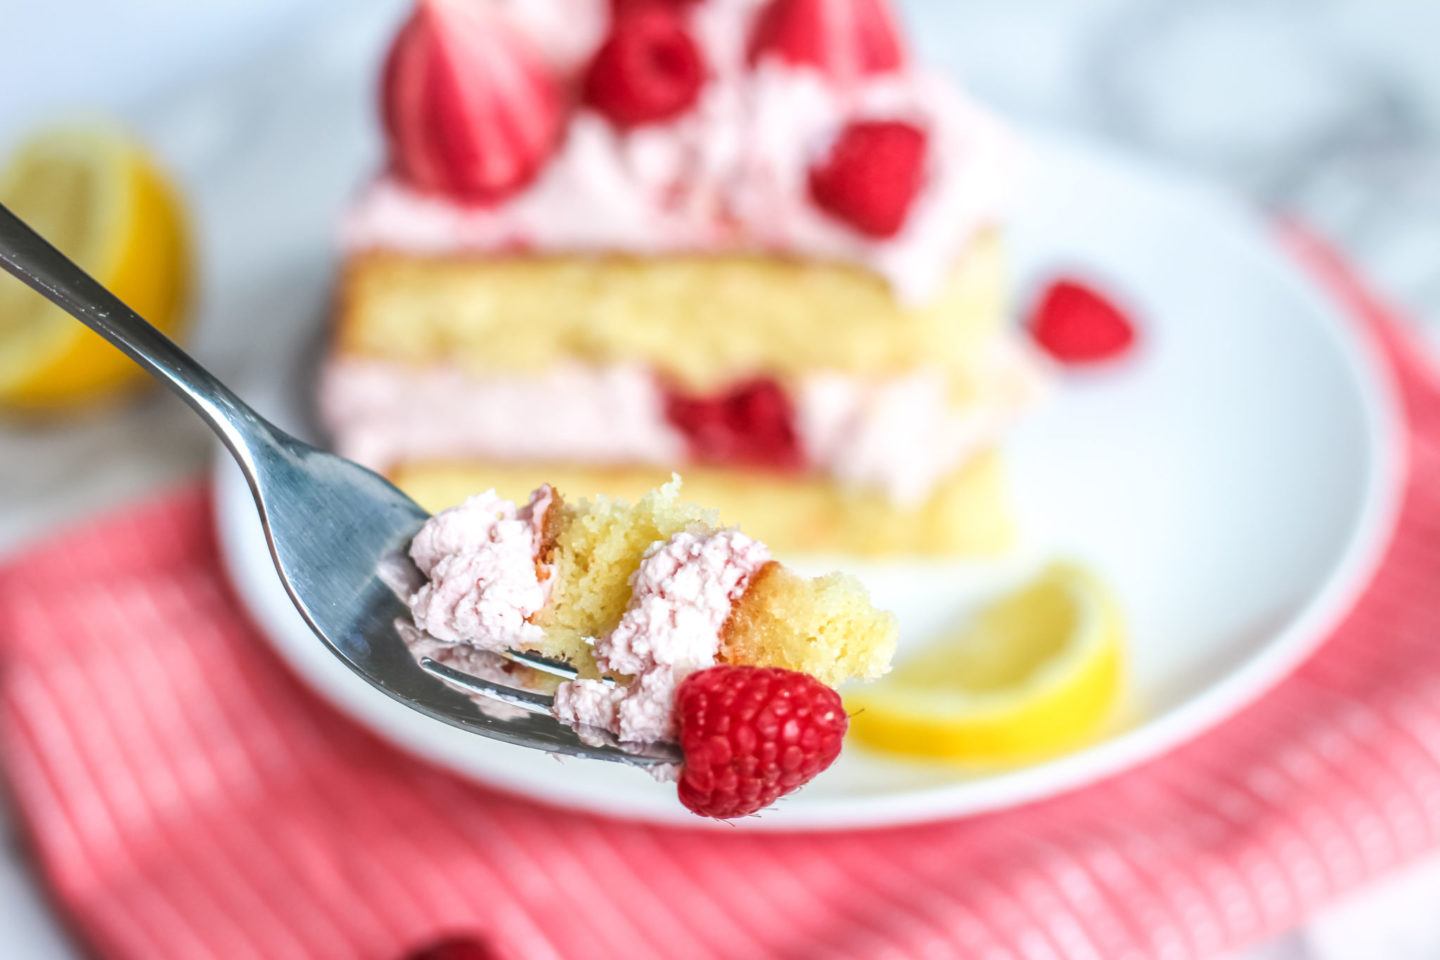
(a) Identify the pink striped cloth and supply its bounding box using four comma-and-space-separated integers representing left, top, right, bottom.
4, 233, 1440, 960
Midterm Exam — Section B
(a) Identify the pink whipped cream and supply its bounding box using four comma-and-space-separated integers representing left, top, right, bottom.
342, 0, 1016, 306
553, 528, 771, 743
407, 485, 554, 650
321, 343, 1043, 506
320, 360, 684, 471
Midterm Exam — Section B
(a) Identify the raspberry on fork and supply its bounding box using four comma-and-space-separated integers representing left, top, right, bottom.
675, 664, 849, 819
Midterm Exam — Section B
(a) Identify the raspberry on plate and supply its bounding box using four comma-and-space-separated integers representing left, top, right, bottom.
1029, 278, 1138, 365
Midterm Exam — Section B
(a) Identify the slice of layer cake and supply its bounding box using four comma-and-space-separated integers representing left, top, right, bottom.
322, 0, 1041, 556
406, 479, 897, 746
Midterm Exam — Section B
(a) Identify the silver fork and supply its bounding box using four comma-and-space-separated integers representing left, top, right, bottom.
0, 203, 679, 768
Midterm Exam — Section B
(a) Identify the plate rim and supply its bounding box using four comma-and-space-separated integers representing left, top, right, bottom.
213, 133, 1408, 832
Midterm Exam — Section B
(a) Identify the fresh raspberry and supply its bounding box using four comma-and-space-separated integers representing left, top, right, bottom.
807, 120, 928, 239
1028, 278, 1137, 364
676, 665, 848, 819
583, 4, 707, 129
749, 0, 905, 87
382, 0, 563, 204
403, 935, 496, 960
663, 378, 805, 472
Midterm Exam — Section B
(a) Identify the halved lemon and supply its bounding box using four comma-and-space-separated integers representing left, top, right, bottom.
847, 562, 1125, 765
0, 124, 192, 412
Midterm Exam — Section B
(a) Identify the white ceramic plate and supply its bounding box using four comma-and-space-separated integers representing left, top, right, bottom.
215, 131, 1405, 831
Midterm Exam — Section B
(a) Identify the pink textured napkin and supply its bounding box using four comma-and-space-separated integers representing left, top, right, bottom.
4, 232, 1440, 960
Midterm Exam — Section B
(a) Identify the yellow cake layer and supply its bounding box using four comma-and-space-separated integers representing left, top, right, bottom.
531, 482, 897, 682
394, 455, 1012, 558
335, 233, 1005, 391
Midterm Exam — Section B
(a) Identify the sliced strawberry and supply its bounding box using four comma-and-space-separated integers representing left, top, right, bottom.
808, 119, 927, 239
584, 4, 707, 129
1028, 278, 1138, 365
382, 0, 564, 204
664, 378, 805, 472
748, 0, 905, 87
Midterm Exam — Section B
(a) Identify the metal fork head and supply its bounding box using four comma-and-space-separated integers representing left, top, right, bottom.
241, 425, 682, 767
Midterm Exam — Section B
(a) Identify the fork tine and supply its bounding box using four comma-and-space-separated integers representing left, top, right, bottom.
420, 658, 555, 714
498, 648, 580, 680
419, 658, 684, 766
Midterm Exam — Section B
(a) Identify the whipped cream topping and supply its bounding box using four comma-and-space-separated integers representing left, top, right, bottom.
320, 360, 685, 471
553, 529, 771, 743
407, 485, 554, 650
321, 345, 1043, 505
343, 0, 1016, 305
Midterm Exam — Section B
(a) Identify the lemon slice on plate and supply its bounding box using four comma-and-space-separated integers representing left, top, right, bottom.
847, 562, 1125, 765
0, 124, 191, 412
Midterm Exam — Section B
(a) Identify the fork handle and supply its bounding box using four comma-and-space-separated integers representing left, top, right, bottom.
0, 202, 284, 463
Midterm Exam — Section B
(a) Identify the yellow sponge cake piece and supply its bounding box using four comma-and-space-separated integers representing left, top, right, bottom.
336, 232, 1005, 392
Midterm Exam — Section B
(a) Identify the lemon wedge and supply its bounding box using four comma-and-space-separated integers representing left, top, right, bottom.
847, 562, 1124, 764
0, 124, 192, 412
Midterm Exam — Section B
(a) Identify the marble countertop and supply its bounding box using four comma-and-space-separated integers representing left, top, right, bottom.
3, 1, 1440, 957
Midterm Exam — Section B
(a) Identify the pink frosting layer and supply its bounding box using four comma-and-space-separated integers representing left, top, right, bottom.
320, 360, 684, 471
552, 528, 771, 743
407, 485, 554, 649
343, 0, 1016, 305
321, 345, 1044, 506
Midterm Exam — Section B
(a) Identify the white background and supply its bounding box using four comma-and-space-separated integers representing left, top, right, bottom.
4, 1, 1440, 957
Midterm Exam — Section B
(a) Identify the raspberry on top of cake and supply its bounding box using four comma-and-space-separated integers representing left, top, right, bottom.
406, 479, 897, 817
323, 0, 1042, 557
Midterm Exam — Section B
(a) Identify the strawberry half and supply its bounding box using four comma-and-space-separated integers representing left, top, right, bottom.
584, 3, 707, 129
676, 665, 848, 819
382, 0, 564, 204
808, 119, 928, 239
1028, 278, 1138, 365
749, 0, 906, 87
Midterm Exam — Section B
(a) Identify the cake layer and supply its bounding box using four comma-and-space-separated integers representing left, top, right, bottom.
392, 454, 1012, 557
333, 232, 1005, 392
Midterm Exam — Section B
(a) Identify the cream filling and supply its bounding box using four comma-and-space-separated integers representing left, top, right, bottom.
407, 486, 554, 650
322, 345, 1043, 507
320, 361, 686, 472
552, 528, 771, 743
